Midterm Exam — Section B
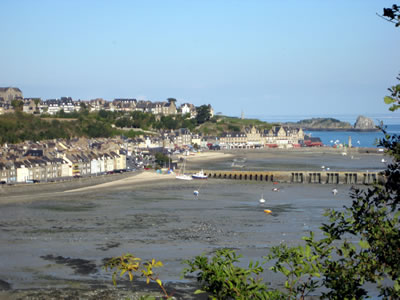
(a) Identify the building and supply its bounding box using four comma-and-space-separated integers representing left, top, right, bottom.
0, 87, 23, 103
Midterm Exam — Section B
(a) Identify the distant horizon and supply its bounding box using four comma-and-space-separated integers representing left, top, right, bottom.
246, 113, 400, 125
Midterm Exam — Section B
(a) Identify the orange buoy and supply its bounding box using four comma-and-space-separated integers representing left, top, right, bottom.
264, 209, 272, 214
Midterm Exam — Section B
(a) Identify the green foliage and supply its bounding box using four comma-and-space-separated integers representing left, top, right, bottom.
196, 105, 212, 124
0, 113, 76, 144
381, 4, 400, 27
266, 232, 327, 299
294, 118, 352, 129
154, 152, 169, 167
104, 253, 171, 299
228, 124, 241, 132
384, 74, 400, 111
182, 249, 281, 300
0, 109, 196, 144
11, 99, 24, 111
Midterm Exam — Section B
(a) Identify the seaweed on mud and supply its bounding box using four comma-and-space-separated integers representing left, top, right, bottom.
40, 255, 98, 275
96, 241, 121, 251
33, 202, 97, 212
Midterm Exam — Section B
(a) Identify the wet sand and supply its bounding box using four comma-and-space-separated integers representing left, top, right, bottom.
0, 149, 386, 299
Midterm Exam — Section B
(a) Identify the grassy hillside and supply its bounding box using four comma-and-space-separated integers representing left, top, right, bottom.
285, 118, 352, 129
195, 115, 276, 135
0, 112, 144, 145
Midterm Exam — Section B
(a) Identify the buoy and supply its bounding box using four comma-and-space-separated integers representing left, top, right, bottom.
259, 193, 265, 204
264, 209, 272, 214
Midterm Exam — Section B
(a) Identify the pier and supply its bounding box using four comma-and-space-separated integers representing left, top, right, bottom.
193, 170, 384, 185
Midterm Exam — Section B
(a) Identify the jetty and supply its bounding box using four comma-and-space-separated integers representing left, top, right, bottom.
191, 170, 383, 185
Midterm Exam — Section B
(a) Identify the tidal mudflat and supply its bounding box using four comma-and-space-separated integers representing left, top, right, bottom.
0, 150, 386, 299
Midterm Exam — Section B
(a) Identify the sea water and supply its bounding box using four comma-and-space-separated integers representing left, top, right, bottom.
252, 113, 400, 148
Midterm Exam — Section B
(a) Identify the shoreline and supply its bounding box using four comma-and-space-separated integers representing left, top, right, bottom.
0, 148, 384, 204
0, 151, 233, 204
177, 151, 234, 162
64, 171, 176, 193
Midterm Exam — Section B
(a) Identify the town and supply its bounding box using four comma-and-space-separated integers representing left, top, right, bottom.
0, 87, 317, 184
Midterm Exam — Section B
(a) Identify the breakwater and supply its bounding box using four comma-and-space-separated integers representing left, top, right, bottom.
194, 170, 383, 185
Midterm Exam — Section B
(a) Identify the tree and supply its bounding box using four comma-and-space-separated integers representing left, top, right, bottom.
11, 99, 23, 111
33, 98, 41, 113
384, 73, 400, 111
195, 105, 211, 124
379, 4, 400, 27
154, 152, 169, 168
185, 18, 400, 297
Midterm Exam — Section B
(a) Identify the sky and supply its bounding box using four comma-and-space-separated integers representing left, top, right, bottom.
1, 0, 399, 119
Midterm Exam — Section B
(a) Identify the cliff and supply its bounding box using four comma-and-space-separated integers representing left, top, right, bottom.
354, 115, 377, 130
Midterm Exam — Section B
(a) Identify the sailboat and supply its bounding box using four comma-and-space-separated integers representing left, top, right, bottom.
259, 193, 266, 204
176, 159, 193, 180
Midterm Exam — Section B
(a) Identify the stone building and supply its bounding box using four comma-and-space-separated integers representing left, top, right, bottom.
0, 87, 23, 102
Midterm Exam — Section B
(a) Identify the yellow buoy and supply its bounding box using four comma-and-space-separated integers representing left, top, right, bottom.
264, 209, 272, 214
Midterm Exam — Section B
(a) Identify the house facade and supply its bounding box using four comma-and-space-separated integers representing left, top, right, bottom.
0, 87, 23, 102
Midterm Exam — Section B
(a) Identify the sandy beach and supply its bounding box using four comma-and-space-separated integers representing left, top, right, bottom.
0, 151, 231, 204
64, 171, 176, 193
177, 151, 234, 162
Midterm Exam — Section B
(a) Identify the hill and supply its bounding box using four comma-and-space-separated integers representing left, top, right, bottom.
195, 115, 276, 135
283, 118, 353, 130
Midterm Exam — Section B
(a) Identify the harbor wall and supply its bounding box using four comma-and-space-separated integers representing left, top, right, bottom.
192, 170, 383, 185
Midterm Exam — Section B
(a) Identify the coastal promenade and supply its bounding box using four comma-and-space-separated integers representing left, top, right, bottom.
192, 169, 383, 185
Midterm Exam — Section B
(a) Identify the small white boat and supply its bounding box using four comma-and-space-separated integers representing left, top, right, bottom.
176, 174, 193, 181
176, 159, 193, 180
192, 169, 208, 179
259, 194, 265, 204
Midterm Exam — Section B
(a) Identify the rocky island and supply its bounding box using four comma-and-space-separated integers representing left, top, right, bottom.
283, 115, 379, 131
354, 115, 379, 131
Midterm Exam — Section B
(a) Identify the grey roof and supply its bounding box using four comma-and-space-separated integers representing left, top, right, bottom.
0, 87, 22, 93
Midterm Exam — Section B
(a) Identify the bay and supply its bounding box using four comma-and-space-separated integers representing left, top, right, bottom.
250, 113, 400, 148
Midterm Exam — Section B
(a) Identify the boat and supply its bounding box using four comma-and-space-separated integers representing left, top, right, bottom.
176, 174, 193, 180
192, 169, 208, 179
259, 194, 265, 204
231, 162, 245, 168
176, 159, 193, 180
264, 209, 272, 214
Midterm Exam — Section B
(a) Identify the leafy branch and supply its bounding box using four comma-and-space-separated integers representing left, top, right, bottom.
103, 253, 172, 299
377, 4, 400, 27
